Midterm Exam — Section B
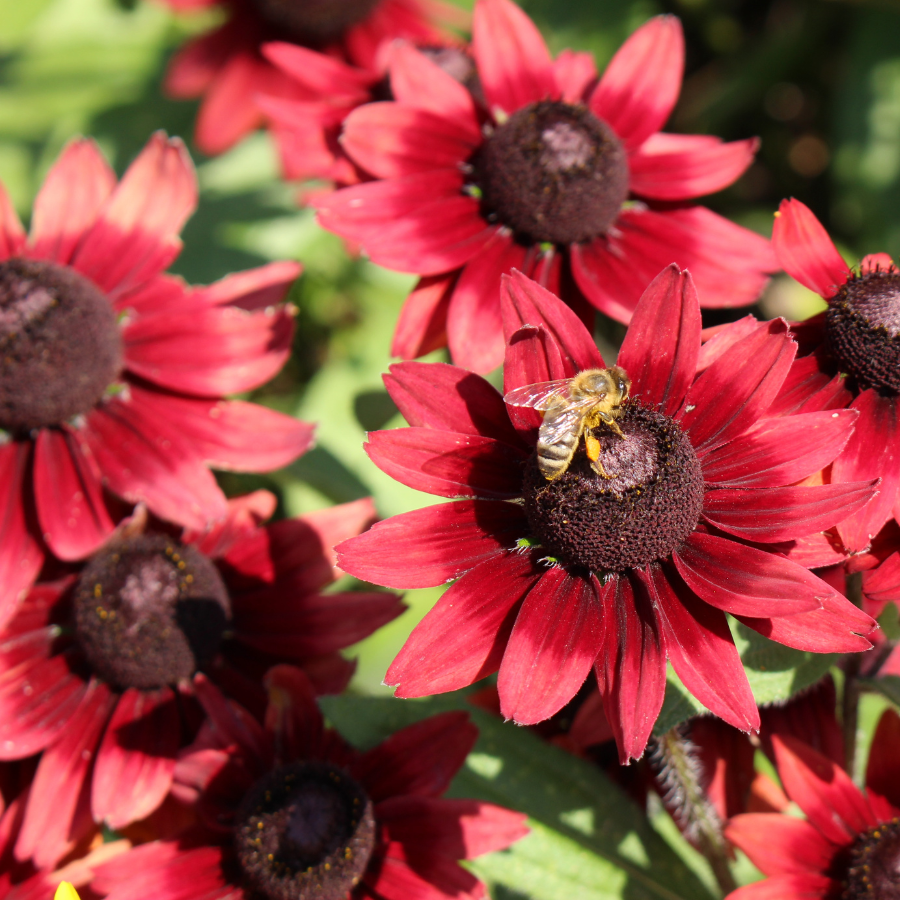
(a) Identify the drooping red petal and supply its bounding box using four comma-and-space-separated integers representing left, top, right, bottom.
832, 389, 900, 552
497, 568, 603, 725
675, 533, 827, 619
617, 264, 699, 416
33, 428, 114, 561
190, 673, 268, 763
628, 134, 758, 200
262, 41, 373, 97
594, 573, 666, 764
27, 137, 116, 265
352, 711, 477, 802
183, 490, 276, 559
772, 734, 876, 845
589, 16, 684, 151
697, 315, 760, 372
865, 708, 900, 811
502, 326, 569, 430
647, 564, 758, 731
700, 409, 857, 488
386, 551, 541, 696
768, 354, 852, 417
188, 260, 301, 311
724, 814, 837, 877
679, 318, 796, 454
772, 198, 850, 298
863, 551, 900, 605
71, 133, 197, 298
724, 874, 836, 900
0, 182, 25, 260
392, 273, 455, 359
702, 482, 877, 543
472, 0, 556, 116
0, 442, 43, 628
338, 500, 526, 589
263, 665, 325, 763
363, 842, 483, 900
365, 428, 526, 499
91, 687, 180, 830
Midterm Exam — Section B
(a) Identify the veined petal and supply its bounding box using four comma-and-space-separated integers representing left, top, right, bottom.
725, 814, 837, 877
391, 273, 455, 360
724, 874, 836, 900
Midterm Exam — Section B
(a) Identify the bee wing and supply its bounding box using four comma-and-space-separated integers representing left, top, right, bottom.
503, 379, 574, 410
539, 398, 597, 444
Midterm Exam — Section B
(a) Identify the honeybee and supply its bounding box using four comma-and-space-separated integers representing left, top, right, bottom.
504, 366, 631, 481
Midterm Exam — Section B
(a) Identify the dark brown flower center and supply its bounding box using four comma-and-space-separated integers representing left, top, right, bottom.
522, 405, 704, 573
472, 99, 629, 245
843, 818, 900, 899
234, 761, 375, 900
825, 269, 900, 395
0, 258, 122, 434
73, 536, 231, 690
250, 0, 382, 44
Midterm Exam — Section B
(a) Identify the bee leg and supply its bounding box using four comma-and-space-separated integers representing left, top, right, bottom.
598, 411, 625, 437
584, 432, 610, 479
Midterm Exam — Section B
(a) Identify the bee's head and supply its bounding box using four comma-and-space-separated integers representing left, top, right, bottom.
608, 366, 631, 403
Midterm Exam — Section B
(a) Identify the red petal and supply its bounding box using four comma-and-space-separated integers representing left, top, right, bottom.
0, 182, 25, 260
385, 361, 521, 446
365, 428, 526, 499
16, 679, 115, 869
698, 315, 760, 372
33, 428, 114, 561
589, 16, 684, 150
337, 500, 526, 589
594, 573, 666, 764
83, 398, 227, 530
768, 355, 852, 417
674, 533, 830, 616
342, 103, 479, 179
498, 568, 602, 725
263, 665, 325, 763
0, 442, 43, 628
392, 273, 454, 359
183, 489, 277, 558
725, 813, 837, 877
472, 0, 556, 116
163, 20, 235, 96
647, 564, 758, 731
617, 264, 700, 416
553, 49, 597, 103
190, 673, 268, 762
353, 711, 477, 801
702, 482, 877, 543
92, 687, 180, 829
772, 199, 850, 298
701, 410, 858, 488
724, 874, 835, 900
629, 134, 758, 200
832, 389, 900, 552
386, 551, 541, 696
263, 41, 373, 96
865, 708, 900, 810
188, 260, 301, 311
860, 252, 894, 274
773, 734, 876, 844
28, 138, 116, 265
379, 795, 528, 858
863, 551, 900, 604
71, 133, 197, 298
679, 318, 796, 454
447, 232, 526, 374
364, 842, 483, 900
500, 270, 604, 372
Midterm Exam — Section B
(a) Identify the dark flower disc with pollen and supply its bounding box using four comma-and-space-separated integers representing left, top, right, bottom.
843, 819, 900, 900
0, 258, 122, 433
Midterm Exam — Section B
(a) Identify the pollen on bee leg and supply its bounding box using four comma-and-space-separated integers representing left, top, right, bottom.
584, 431, 601, 462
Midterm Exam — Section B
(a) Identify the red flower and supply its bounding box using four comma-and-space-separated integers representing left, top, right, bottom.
772, 198, 900, 553
0, 493, 403, 868
0, 133, 312, 625
161, 0, 466, 156
89, 665, 529, 900
337, 266, 878, 762
725, 708, 900, 900
315, 0, 776, 373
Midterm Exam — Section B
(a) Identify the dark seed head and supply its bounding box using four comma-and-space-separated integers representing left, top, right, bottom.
0, 258, 122, 433
842, 818, 900, 899
234, 761, 376, 900
522, 405, 704, 573
473, 99, 629, 245
73, 535, 231, 690
825, 268, 900, 395
250, 0, 382, 44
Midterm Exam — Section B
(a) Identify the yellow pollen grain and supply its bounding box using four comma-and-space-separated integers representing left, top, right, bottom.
185, 574, 193, 584
96, 607, 107, 620
177, 560, 186, 570
94, 583, 102, 598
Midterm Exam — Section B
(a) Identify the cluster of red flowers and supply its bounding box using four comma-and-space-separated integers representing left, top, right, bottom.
3, 0, 900, 897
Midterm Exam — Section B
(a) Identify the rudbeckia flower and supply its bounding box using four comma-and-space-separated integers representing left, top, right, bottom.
0, 133, 312, 625
89, 665, 529, 900
315, 0, 776, 372
338, 266, 878, 762
0, 493, 403, 867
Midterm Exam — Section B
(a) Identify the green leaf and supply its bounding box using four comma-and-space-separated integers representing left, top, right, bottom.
321, 694, 716, 900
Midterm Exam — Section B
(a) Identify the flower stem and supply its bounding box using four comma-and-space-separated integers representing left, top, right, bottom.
843, 572, 863, 776
654, 727, 737, 896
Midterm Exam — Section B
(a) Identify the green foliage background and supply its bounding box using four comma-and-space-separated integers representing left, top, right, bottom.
3, 0, 900, 894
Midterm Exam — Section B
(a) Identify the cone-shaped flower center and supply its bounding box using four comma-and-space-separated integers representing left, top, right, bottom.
250, 0, 381, 44
0, 258, 122, 434
826, 269, 900, 395
473, 100, 629, 245
234, 761, 376, 900
522, 405, 704, 573
74, 536, 231, 690
843, 818, 900, 899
